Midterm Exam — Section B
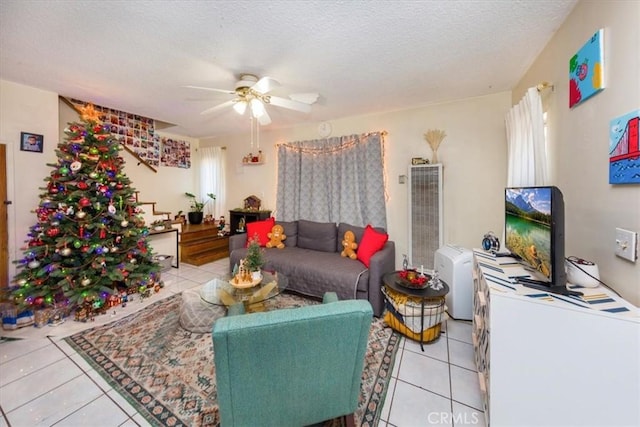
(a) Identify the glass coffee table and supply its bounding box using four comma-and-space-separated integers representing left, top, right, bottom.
200, 270, 288, 312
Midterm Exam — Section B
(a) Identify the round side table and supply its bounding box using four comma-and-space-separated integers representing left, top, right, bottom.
382, 271, 449, 351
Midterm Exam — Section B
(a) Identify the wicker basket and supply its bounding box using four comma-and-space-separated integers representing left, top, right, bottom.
382, 286, 446, 343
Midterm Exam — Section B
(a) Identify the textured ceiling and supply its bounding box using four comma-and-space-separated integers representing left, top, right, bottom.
0, 0, 577, 138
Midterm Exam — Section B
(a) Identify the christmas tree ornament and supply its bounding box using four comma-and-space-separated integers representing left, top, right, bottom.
89, 171, 98, 179
59, 166, 70, 176
121, 220, 129, 227
77, 182, 89, 190
78, 197, 91, 208
73, 240, 82, 248
76, 210, 86, 219
107, 203, 116, 215
81, 277, 91, 286
60, 247, 72, 256
28, 260, 40, 269
70, 161, 82, 172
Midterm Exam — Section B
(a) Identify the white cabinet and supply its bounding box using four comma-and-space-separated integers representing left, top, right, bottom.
473, 250, 640, 427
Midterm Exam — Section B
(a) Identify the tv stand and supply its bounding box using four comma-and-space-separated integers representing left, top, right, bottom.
472, 250, 639, 427
516, 277, 583, 297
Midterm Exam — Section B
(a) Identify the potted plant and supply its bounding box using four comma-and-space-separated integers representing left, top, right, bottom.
184, 192, 215, 225
244, 235, 265, 279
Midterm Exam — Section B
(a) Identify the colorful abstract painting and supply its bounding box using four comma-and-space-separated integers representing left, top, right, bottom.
609, 110, 640, 184
569, 29, 604, 108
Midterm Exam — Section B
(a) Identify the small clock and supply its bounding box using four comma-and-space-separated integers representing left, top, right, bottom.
318, 122, 332, 138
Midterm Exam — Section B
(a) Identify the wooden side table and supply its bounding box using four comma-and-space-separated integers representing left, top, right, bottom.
382, 271, 449, 351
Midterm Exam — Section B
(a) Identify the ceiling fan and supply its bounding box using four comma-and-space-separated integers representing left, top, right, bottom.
185, 74, 319, 126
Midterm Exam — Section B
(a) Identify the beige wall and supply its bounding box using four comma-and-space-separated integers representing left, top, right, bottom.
0, 80, 59, 281
513, 0, 640, 305
202, 92, 512, 269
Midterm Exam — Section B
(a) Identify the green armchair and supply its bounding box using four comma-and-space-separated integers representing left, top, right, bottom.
212, 293, 373, 427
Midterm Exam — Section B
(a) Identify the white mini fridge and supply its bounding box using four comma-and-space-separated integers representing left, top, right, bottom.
434, 244, 474, 321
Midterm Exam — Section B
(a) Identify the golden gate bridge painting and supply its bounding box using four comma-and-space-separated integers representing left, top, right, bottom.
609, 110, 640, 184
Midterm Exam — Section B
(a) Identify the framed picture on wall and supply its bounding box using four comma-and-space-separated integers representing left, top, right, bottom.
20, 132, 44, 153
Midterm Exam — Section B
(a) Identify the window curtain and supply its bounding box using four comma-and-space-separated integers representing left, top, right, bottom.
276, 131, 387, 228
199, 146, 226, 218
505, 87, 548, 186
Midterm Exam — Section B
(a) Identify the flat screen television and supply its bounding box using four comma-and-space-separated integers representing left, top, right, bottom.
504, 186, 582, 297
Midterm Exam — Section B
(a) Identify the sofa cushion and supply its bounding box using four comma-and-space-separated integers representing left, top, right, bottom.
297, 220, 337, 253
246, 217, 275, 247
276, 221, 298, 247
255, 247, 369, 301
357, 225, 389, 268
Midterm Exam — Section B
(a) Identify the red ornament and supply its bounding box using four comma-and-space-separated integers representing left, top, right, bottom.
93, 125, 102, 133
82, 245, 89, 253
100, 228, 106, 239
77, 182, 89, 190
34, 296, 44, 306
46, 227, 59, 237
79, 197, 91, 207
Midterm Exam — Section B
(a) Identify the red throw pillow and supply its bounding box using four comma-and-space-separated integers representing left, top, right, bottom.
357, 225, 389, 267
246, 217, 275, 247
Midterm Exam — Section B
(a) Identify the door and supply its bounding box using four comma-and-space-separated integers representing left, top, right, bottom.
1, 144, 8, 288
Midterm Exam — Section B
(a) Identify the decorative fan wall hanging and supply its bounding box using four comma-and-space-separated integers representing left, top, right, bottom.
185, 73, 319, 125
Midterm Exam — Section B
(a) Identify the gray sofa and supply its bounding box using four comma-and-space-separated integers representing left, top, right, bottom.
229, 219, 395, 317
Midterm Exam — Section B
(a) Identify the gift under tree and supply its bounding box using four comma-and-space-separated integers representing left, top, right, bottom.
11, 104, 161, 311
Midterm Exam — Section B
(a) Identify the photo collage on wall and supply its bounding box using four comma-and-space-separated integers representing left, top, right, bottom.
161, 137, 191, 169
68, 99, 190, 168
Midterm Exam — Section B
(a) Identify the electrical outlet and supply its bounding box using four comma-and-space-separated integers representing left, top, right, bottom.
615, 228, 637, 262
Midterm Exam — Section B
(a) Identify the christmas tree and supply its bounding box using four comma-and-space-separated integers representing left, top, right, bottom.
11, 104, 161, 312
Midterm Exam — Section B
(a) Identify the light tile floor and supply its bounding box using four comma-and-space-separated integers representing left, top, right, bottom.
0, 259, 485, 427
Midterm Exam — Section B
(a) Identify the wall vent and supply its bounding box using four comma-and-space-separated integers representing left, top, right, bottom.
408, 164, 443, 270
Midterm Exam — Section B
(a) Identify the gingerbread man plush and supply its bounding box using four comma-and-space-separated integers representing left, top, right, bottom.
266, 224, 287, 249
341, 230, 358, 260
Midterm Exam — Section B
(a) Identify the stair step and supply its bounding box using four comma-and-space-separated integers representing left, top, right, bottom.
179, 224, 229, 266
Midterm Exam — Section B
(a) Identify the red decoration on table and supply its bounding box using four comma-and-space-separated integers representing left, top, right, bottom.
398, 269, 428, 286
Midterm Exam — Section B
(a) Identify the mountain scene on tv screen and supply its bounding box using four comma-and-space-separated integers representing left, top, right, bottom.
505, 188, 552, 278
505, 188, 551, 225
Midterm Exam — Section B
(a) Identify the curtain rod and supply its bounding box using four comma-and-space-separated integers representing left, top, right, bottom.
536, 82, 554, 92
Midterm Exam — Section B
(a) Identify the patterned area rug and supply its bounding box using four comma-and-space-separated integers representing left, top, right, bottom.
65, 292, 399, 426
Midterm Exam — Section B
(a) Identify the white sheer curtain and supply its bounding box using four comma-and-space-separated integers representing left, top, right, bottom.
199, 146, 226, 218
505, 87, 548, 186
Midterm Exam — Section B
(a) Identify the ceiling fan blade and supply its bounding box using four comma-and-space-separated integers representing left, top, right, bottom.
252, 76, 280, 94
257, 109, 272, 126
184, 85, 236, 95
200, 99, 236, 115
289, 93, 319, 105
268, 96, 312, 113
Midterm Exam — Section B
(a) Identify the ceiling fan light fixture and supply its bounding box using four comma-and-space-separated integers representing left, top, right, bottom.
250, 98, 266, 118
233, 100, 247, 115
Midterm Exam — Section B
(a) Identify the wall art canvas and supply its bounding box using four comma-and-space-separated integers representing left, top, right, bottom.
609, 109, 640, 184
569, 29, 605, 108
